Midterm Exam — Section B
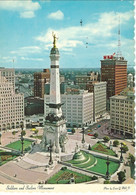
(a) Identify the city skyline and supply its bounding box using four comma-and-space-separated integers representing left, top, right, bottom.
0, 0, 134, 69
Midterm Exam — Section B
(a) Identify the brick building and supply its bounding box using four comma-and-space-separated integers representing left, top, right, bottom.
34, 69, 50, 98
101, 56, 127, 99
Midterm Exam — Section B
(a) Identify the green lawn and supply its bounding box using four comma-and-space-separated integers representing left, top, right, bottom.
87, 157, 119, 175
0, 151, 17, 166
47, 169, 92, 184
6, 140, 33, 152
91, 143, 116, 156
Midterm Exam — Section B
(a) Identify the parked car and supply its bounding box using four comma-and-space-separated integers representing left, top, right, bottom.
67, 129, 72, 132
88, 133, 94, 136
88, 130, 92, 132
97, 125, 101, 128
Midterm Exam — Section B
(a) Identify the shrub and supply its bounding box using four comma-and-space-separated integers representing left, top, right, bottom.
97, 141, 101, 144
34, 130, 38, 135
72, 128, 75, 134
117, 171, 126, 183
21, 130, 26, 137
61, 167, 67, 171
104, 180, 111, 184
113, 140, 119, 147
94, 133, 98, 138
103, 136, 110, 143
128, 153, 135, 164
122, 145, 128, 153
92, 176, 98, 180
24, 146, 31, 152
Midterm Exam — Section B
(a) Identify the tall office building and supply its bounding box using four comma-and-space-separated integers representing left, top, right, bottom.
34, 69, 50, 99
87, 81, 107, 121
0, 67, 15, 91
75, 71, 99, 90
0, 68, 24, 131
110, 88, 134, 138
101, 55, 127, 99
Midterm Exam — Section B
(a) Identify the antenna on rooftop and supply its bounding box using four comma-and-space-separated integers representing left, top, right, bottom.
117, 16, 122, 58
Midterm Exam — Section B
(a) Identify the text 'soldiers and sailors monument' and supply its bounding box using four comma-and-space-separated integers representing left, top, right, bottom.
41, 33, 67, 153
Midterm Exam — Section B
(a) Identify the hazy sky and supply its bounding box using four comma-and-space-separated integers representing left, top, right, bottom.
0, 0, 134, 69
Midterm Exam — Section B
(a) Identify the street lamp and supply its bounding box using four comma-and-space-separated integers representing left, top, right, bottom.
105, 156, 110, 180
82, 125, 85, 144
49, 140, 53, 165
0, 132, 1, 145
0, 133, 2, 145
120, 143, 123, 163
20, 122, 24, 155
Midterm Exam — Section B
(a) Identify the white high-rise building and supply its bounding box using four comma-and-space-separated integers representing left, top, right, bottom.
0, 68, 24, 131
110, 89, 134, 138
41, 34, 67, 153
93, 82, 107, 121
0, 67, 15, 91
44, 90, 93, 127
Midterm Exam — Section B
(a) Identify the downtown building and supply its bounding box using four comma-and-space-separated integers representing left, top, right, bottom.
87, 81, 107, 122
44, 90, 93, 128
0, 68, 24, 131
110, 88, 134, 138
75, 71, 99, 90
34, 69, 50, 99
0, 67, 15, 91
34, 69, 65, 99
101, 55, 127, 109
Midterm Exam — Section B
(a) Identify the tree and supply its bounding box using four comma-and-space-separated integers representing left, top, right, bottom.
71, 128, 75, 134
122, 145, 128, 153
113, 140, 119, 147
34, 129, 39, 135
88, 144, 91, 150
128, 153, 135, 164
103, 136, 110, 143
94, 133, 98, 138
117, 171, 126, 183
104, 180, 111, 184
12, 131, 16, 139
21, 130, 26, 137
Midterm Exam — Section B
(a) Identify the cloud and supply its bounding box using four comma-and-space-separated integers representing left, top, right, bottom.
48, 10, 64, 20
11, 46, 42, 56
0, 56, 17, 63
20, 11, 35, 18
36, 10, 133, 53
0, 0, 40, 18
21, 57, 44, 61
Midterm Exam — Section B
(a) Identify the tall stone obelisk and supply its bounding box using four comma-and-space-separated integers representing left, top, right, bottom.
41, 33, 67, 153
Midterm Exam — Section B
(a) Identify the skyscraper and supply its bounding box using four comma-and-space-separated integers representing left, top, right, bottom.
0, 68, 24, 131
101, 55, 127, 99
34, 69, 50, 99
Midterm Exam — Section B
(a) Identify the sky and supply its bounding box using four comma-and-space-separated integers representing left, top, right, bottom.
0, 0, 135, 69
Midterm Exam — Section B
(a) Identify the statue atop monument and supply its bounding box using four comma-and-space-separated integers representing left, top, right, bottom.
52, 32, 58, 48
